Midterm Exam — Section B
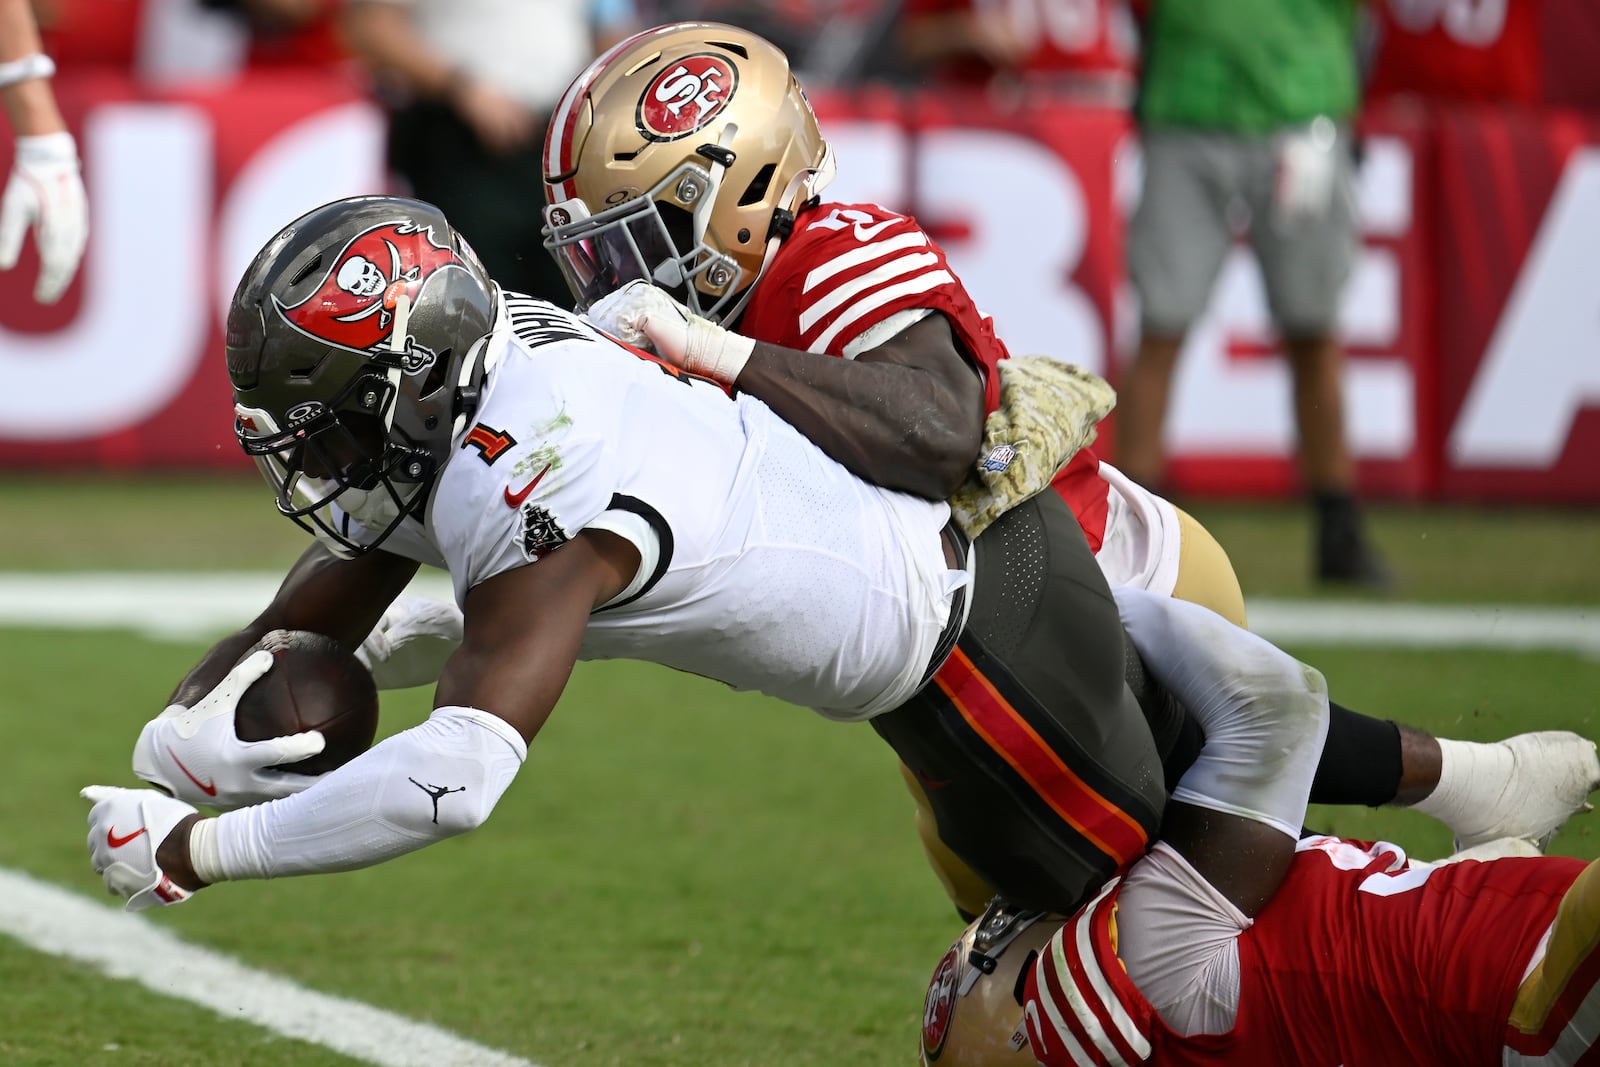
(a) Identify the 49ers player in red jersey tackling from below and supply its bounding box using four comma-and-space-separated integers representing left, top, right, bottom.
920, 589, 1600, 1067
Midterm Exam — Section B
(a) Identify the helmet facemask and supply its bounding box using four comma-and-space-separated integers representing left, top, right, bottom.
236, 362, 437, 556
544, 153, 747, 321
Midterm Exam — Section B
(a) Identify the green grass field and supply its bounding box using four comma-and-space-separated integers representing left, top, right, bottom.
1, 475, 1597, 1065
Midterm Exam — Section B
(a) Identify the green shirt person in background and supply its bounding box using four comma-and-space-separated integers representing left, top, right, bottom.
1115, 0, 1394, 589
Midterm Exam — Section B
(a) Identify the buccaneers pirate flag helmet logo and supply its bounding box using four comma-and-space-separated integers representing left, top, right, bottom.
273, 220, 464, 364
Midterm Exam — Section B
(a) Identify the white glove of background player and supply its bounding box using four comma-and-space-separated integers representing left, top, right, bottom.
132, 649, 326, 810
356, 594, 465, 690
0, 132, 89, 304
584, 279, 754, 385
81, 785, 199, 911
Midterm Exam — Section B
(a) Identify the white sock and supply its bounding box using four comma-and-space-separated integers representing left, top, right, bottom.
1409, 738, 1512, 838
1409, 732, 1600, 850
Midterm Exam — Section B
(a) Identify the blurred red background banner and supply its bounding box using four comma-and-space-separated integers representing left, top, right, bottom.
1430, 106, 1600, 502
0, 70, 383, 471
1, 74, 1596, 502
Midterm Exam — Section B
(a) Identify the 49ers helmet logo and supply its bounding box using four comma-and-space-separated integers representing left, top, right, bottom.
921, 943, 961, 1060
273, 220, 460, 360
636, 54, 738, 142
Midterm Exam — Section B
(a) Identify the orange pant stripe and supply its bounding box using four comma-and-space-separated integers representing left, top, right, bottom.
934, 647, 1149, 867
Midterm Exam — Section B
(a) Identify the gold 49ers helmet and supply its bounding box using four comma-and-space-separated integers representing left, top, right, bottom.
542, 21, 834, 322
920, 902, 1062, 1066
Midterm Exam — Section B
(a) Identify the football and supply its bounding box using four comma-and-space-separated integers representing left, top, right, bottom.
233, 629, 380, 775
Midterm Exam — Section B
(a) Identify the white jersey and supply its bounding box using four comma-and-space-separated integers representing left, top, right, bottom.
371, 298, 963, 721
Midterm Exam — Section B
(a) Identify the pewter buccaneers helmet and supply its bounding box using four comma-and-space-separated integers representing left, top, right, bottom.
542, 21, 834, 322
226, 195, 497, 557
920, 902, 1059, 1066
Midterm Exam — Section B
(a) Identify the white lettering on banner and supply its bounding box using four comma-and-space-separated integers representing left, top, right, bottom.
824, 121, 1103, 371
1449, 150, 1600, 468
918, 129, 1103, 373
1166, 137, 1415, 459
214, 102, 385, 331
791, 121, 1414, 463
986, 0, 1101, 52
1386, 0, 1508, 46
0, 106, 210, 441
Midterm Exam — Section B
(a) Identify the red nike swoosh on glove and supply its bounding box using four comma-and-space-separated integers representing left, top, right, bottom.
106, 827, 147, 848
167, 747, 217, 796
504, 464, 552, 508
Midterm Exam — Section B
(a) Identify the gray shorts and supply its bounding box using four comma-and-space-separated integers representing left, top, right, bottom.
1127, 124, 1359, 339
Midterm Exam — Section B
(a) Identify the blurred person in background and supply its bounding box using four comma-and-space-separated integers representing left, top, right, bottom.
1113, 0, 1396, 589
0, 0, 86, 303
634, 1, 819, 65
897, 0, 1139, 108
198, 0, 353, 73
338, 0, 638, 304
634, 1, 894, 86
1364, 0, 1541, 108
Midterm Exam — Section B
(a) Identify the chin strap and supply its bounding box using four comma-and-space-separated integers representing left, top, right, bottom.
374, 290, 413, 432
450, 288, 504, 439
388, 291, 412, 354
717, 144, 835, 328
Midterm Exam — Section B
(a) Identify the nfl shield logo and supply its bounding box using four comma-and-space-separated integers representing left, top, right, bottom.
979, 444, 1017, 473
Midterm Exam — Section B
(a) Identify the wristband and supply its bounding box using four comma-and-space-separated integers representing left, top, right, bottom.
682, 316, 755, 384
189, 817, 224, 885
0, 54, 56, 89
15, 131, 77, 166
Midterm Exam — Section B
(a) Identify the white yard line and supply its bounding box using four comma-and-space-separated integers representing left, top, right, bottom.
1244, 600, 1600, 655
0, 572, 1596, 654
0, 867, 540, 1067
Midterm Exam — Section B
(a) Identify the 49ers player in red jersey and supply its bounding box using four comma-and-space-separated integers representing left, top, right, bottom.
921, 588, 1600, 1067
531, 20, 1597, 921
517, 21, 1599, 920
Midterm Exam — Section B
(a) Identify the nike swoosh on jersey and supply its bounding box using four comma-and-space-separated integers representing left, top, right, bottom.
168, 747, 217, 797
106, 826, 148, 848
504, 464, 552, 508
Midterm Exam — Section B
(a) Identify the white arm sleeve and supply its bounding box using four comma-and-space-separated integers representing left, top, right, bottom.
1113, 586, 1329, 839
202, 706, 526, 881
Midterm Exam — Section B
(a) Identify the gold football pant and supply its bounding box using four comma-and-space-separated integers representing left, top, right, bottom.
1507, 858, 1600, 1064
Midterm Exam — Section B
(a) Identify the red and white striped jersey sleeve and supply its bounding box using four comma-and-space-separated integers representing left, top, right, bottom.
741, 201, 1009, 413
1023, 878, 1155, 1067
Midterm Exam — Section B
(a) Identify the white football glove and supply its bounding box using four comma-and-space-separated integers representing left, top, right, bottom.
355, 595, 465, 690
584, 279, 754, 384
81, 785, 200, 911
132, 649, 327, 810
0, 132, 89, 304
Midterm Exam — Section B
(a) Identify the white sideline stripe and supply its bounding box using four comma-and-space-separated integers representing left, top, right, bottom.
0, 573, 1596, 653
0, 867, 540, 1067
0, 572, 452, 641
1245, 600, 1600, 655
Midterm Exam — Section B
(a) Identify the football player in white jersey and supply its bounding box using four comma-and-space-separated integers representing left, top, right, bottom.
84, 194, 1179, 916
